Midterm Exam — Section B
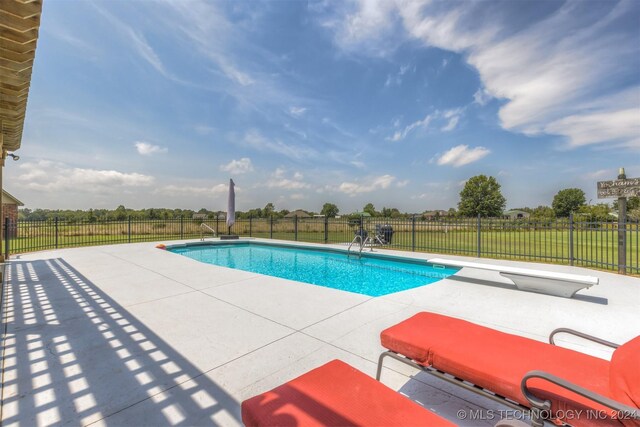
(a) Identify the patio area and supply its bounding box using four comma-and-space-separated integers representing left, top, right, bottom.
1, 239, 639, 426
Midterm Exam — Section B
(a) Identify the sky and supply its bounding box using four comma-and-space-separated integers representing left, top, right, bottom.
7, 0, 640, 213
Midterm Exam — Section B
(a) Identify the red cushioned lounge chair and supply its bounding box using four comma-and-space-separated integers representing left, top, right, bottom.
377, 312, 640, 427
242, 359, 455, 426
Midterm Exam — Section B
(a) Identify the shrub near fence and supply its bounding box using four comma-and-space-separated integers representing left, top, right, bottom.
4, 215, 639, 275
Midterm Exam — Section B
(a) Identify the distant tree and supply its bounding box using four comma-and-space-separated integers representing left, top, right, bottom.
577, 204, 612, 222
114, 205, 127, 221
531, 205, 555, 219
245, 208, 262, 218
458, 175, 506, 217
552, 188, 586, 217
278, 209, 290, 218
380, 207, 401, 218
87, 209, 97, 223
263, 203, 275, 217
18, 208, 31, 220
613, 196, 640, 212
447, 208, 457, 217
363, 203, 378, 217
320, 203, 339, 218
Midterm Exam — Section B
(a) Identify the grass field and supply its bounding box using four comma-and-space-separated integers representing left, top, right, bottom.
6, 218, 639, 275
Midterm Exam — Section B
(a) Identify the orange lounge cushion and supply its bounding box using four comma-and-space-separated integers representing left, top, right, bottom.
610, 336, 640, 426
381, 312, 621, 426
241, 359, 455, 427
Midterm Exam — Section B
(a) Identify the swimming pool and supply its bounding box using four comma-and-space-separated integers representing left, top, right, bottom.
168, 242, 459, 296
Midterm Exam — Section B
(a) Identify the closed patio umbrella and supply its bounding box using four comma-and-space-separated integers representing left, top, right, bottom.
226, 179, 235, 234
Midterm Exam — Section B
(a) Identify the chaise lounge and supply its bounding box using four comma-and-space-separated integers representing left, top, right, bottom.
377, 312, 640, 427
241, 359, 455, 426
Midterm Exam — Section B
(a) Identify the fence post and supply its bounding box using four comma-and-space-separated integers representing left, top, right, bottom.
294, 215, 298, 241
216, 215, 219, 235
569, 213, 574, 266
412, 215, 416, 251
324, 216, 329, 243
180, 216, 184, 240
4, 217, 9, 260
249, 215, 252, 237
618, 197, 627, 275
477, 214, 481, 258
128, 216, 132, 243
270, 215, 273, 239
55, 216, 59, 249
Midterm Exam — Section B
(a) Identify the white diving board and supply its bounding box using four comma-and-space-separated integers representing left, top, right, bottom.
428, 258, 599, 298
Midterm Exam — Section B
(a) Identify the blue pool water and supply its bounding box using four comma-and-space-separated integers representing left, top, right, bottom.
169, 243, 458, 296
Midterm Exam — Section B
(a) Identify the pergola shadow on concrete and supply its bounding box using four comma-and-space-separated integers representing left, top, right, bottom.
1, 257, 241, 425
0, 0, 43, 261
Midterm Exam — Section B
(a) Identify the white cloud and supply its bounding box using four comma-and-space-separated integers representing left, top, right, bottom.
473, 87, 492, 106
328, 0, 400, 56
440, 109, 463, 132
243, 130, 317, 160
16, 160, 154, 192
220, 158, 254, 174
384, 63, 411, 87
289, 106, 307, 117
384, 75, 394, 87
135, 141, 168, 156
386, 114, 433, 141
155, 183, 227, 196
396, 180, 409, 188
337, 174, 396, 196
265, 169, 311, 190
215, 57, 254, 86
387, 108, 464, 140
94, 5, 187, 84
158, 2, 254, 87
435, 145, 490, 167
544, 103, 640, 149
583, 169, 613, 180
441, 116, 459, 132
328, 1, 640, 150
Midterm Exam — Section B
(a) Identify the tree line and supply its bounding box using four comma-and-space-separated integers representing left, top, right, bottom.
18, 175, 639, 222
455, 175, 639, 221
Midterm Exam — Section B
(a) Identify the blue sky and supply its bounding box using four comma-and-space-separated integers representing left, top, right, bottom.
7, 0, 640, 213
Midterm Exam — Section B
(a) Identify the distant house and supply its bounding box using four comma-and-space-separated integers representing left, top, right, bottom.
422, 210, 448, 220
2, 190, 24, 238
504, 209, 530, 219
284, 209, 311, 218
192, 213, 208, 220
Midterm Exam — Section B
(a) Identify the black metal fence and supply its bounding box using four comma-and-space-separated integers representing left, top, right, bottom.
3, 215, 639, 275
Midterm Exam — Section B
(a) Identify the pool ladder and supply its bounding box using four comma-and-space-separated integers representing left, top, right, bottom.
200, 223, 217, 241
347, 235, 366, 258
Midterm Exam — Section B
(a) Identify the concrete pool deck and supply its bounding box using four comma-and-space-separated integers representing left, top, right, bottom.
1, 238, 639, 426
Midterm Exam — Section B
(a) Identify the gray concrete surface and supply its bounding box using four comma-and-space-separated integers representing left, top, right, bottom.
1, 239, 638, 426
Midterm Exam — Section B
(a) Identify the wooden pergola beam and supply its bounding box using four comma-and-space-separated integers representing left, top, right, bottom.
0, 0, 43, 153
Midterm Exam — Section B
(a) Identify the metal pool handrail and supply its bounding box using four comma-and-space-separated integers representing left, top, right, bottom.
200, 223, 217, 241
